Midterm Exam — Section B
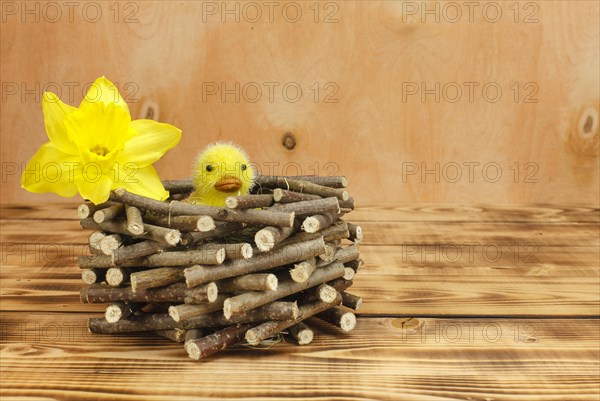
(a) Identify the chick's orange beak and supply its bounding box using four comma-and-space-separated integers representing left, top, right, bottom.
214, 176, 243, 193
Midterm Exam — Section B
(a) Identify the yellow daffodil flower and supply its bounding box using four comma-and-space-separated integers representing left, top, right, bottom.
21, 76, 181, 204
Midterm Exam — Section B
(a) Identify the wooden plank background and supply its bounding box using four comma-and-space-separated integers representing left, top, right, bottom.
1, 203, 599, 399
1, 0, 599, 205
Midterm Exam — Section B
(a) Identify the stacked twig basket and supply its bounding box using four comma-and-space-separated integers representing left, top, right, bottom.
78, 175, 363, 360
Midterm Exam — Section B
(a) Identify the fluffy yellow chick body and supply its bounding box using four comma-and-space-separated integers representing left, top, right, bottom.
188, 142, 255, 206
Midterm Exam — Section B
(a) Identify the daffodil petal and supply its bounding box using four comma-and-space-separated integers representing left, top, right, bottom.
74, 172, 113, 205
42, 92, 78, 155
114, 165, 169, 201
80, 76, 129, 114
21, 142, 80, 197
117, 120, 182, 167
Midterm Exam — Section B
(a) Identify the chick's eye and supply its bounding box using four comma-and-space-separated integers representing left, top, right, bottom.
241, 164, 247, 171
206, 165, 214, 172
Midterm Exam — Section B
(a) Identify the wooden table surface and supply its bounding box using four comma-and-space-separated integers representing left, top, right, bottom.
1, 203, 599, 400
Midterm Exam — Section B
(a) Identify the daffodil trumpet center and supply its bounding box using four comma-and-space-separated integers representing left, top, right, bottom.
90, 144, 110, 157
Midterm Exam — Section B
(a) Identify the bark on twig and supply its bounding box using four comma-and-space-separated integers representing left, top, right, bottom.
168, 295, 228, 322
288, 322, 314, 345
81, 268, 105, 285
125, 205, 144, 235
272, 189, 320, 203
130, 267, 185, 292
93, 204, 124, 223
341, 291, 362, 310
217, 273, 278, 292
184, 237, 326, 287
186, 324, 253, 360
289, 258, 317, 283
316, 307, 357, 332
255, 176, 349, 201
81, 282, 217, 304
156, 328, 187, 342
223, 261, 345, 319
244, 293, 342, 346
110, 188, 294, 227
105, 302, 144, 323
225, 194, 274, 209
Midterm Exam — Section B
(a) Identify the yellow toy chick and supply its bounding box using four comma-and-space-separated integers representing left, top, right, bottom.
188, 142, 255, 206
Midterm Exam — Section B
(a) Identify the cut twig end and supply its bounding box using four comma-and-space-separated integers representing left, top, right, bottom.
197, 216, 216, 232
105, 304, 123, 323
168, 305, 181, 322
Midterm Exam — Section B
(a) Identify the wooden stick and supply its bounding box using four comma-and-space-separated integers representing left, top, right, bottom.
106, 267, 136, 287
338, 197, 355, 210
130, 267, 185, 292
184, 329, 204, 354
125, 205, 144, 235
316, 307, 357, 332
343, 267, 355, 281
220, 243, 253, 259
144, 249, 226, 266
142, 223, 182, 245
184, 282, 219, 304
341, 292, 363, 311
272, 189, 321, 203
289, 258, 317, 283
144, 213, 215, 232
81, 268, 105, 285
180, 222, 244, 246
163, 175, 348, 191
334, 245, 360, 264
77, 247, 226, 268
314, 283, 338, 303
77, 247, 227, 269
217, 273, 278, 292
184, 237, 326, 288
276, 175, 348, 188
156, 328, 187, 343
347, 223, 363, 243
288, 322, 314, 345
88, 231, 105, 250
225, 194, 274, 209
223, 261, 345, 319
80, 218, 181, 246
89, 301, 298, 334
255, 176, 349, 201
105, 302, 144, 323
174, 301, 301, 324
277, 221, 349, 248
78, 202, 113, 219
88, 245, 103, 255
254, 224, 298, 252
112, 241, 166, 265
296, 278, 353, 305
318, 241, 339, 263
162, 179, 195, 193
99, 234, 122, 256
93, 204, 124, 223
244, 293, 342, 346
186, 324, 253, 360
327, 278, 354, 293
302, 212, 338, 233
110, 188, 294, 227
168, 295, 228, 322
270, 197, 340, 216
344, 259, 362, 273
81, 282, 217, 304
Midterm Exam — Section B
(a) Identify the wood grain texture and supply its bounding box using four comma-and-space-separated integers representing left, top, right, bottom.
1, 1, 598, 206
1, 204, 598, 316
1, 313, 599, 401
